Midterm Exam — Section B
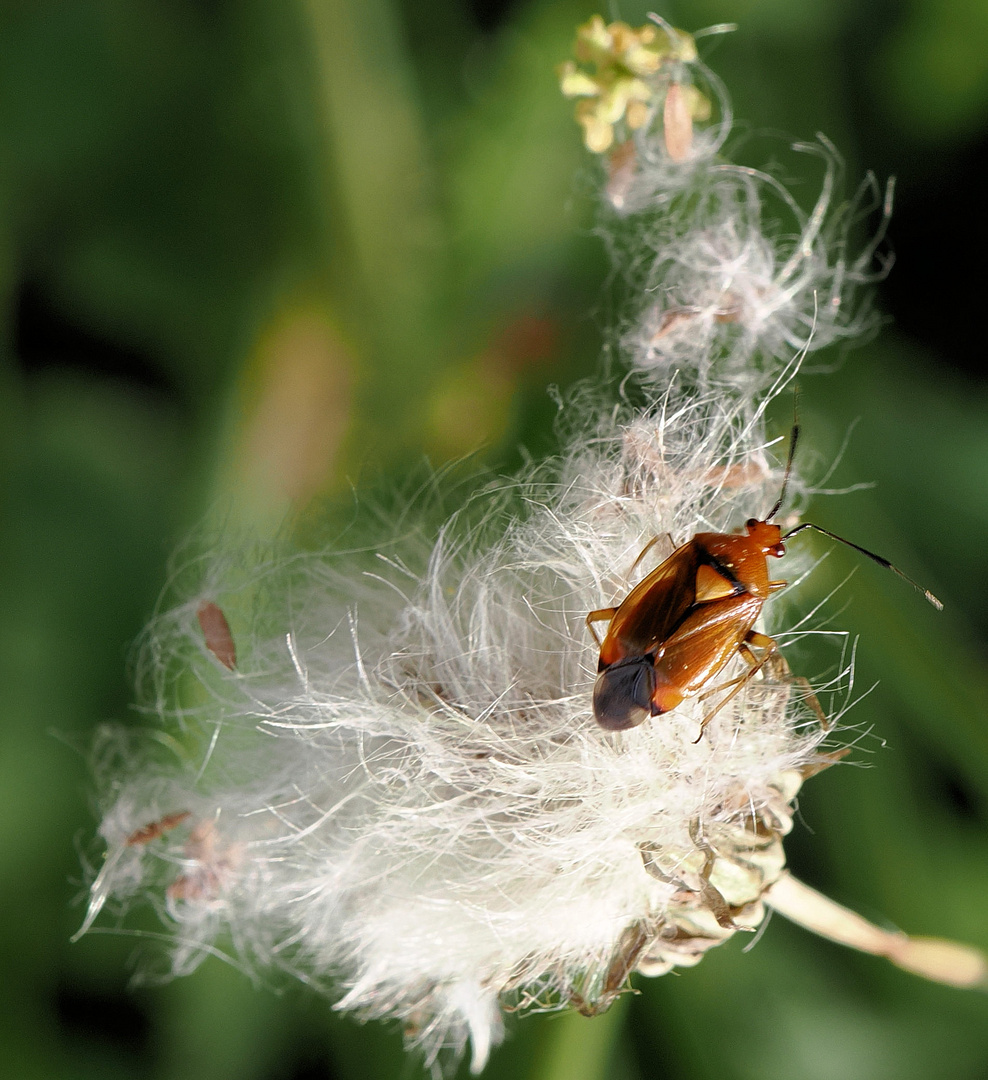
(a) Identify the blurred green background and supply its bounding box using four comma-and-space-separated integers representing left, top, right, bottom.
2, 1, 987, 1078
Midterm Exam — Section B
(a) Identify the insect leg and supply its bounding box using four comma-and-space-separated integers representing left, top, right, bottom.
697, 669, 754, 702
628, 532, 678, 576
792, 676, 829, 730
695, 633, 776, 704
762, 649, 830, 731
740, 642, 830, 731
693, 668, 765, 741
629, 535, 662, 574
585, 607, 617, 647
693, 638, 778, 741
744, 630, 776, 651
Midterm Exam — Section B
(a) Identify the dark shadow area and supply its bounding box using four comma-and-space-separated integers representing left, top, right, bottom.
14, 279, 181, 405
56, 982, 153, 1058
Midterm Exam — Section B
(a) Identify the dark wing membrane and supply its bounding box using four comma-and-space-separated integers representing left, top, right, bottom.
653, 593, 762, 697
603, 541, 701, 661
593, 659, 654, 730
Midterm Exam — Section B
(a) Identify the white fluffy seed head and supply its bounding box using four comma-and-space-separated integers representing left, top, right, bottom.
77, 19, 890, 1076
78, 391, 836, 1072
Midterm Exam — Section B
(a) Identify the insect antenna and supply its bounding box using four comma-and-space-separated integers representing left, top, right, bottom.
782, 522, 943, 611
766, 420, 800, 523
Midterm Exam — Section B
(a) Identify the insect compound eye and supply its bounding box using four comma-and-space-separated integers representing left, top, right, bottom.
592, 658, 655, 731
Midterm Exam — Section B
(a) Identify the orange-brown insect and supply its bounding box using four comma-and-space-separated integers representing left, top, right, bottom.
587, 426, 941, 731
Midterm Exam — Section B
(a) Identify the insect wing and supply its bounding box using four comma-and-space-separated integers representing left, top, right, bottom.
600, 541, 701, 666
593, 657, 655, 730
654, 592, 762, 699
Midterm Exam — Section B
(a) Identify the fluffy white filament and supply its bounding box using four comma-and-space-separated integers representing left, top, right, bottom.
78, 22, 887, 1076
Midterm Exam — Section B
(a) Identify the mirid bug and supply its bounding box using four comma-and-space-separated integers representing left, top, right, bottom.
587, 425, 941, 731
